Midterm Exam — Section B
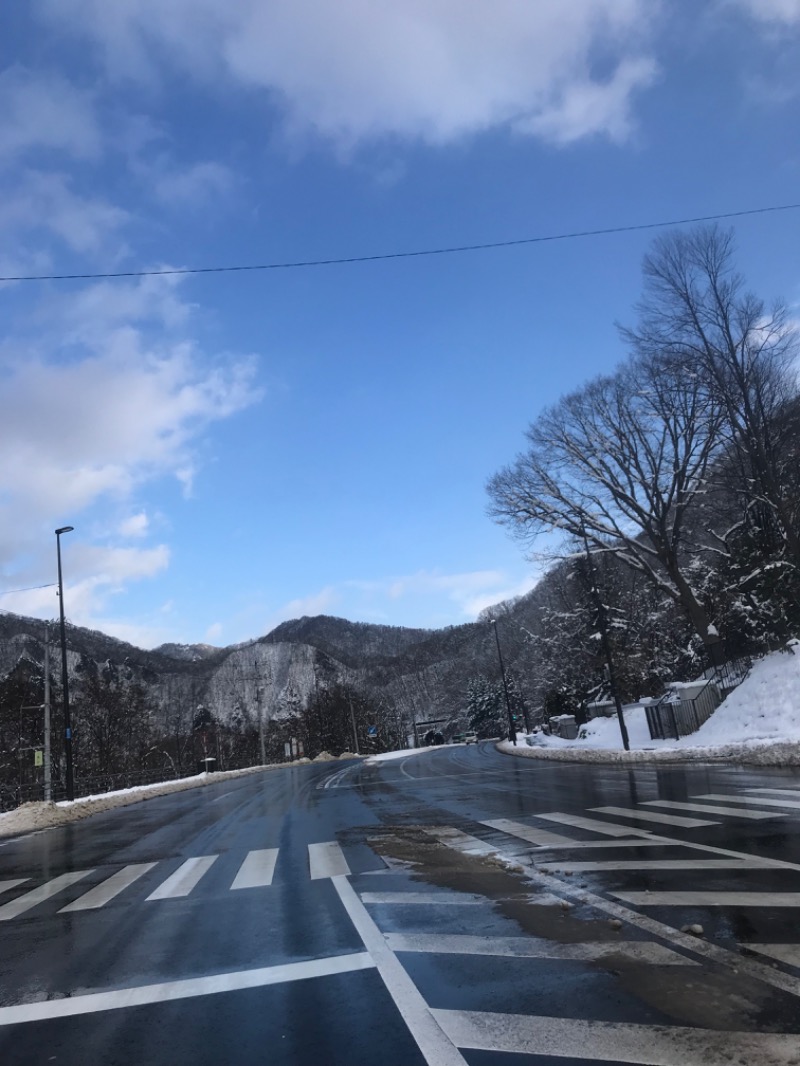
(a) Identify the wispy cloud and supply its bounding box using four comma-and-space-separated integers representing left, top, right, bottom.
0, 66, 100, 164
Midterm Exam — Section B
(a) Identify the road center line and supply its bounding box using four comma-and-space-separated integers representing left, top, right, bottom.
332, 875, 468, 1066
0, 953, 376, 1027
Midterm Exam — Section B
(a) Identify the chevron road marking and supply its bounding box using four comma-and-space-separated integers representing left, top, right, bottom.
146, 856, 218, 900
535, 813, 653, 837
641, 799, 783, 820
696, 793, 800, 811
0, 871, 93, 920
747, 943, 800, 967
430, 1009, 800, 1064
383, 933, 695, 966
612, 891, 800, 907
60, 863, 157, 912
308, 841, 351, 879
0, 878, 28, 897
590, 807, 717, 828
479, 818, 578, 847
539, 858, 767, 873
361, 890, 564, 906
230, 848, 279, 890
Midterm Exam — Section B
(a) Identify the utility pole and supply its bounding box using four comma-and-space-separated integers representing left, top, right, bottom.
580, 526, 630, 752
55, 526, 75, 800
43, 626, 52, 802
491, 619, 517, 745
348, 693, 360, 755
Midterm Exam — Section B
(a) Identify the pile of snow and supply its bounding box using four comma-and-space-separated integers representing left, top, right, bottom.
500, 646, 800, 766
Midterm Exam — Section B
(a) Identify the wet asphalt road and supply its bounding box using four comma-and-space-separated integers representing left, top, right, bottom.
1, 743, 800, 1065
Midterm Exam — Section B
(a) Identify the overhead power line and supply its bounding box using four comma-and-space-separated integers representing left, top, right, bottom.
1, 202, 798, 284
0, 583, 56, 597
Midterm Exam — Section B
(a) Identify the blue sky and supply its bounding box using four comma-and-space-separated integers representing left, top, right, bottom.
1, 1, 799, 648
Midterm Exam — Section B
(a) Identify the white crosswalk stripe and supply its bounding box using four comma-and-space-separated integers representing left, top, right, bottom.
641, 799, 782, 820
308, 841, 351, 879
146, 856, 218, 900
535, 812, 652, 837
60, 864, 157, 912
362, 891, 564, 906
0, 878, 28, 897
746, 943, 800, 967
230, 848, 279, 890
590, 806, 717, 828
0, 871, 93, 920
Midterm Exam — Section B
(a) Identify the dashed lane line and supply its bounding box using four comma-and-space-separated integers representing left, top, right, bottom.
431, 1009, 800, 1065
0, 952, 376, 1027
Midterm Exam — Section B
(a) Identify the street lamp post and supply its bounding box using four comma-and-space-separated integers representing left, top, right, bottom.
55, 526, 75, 800
490, 619, 517, 746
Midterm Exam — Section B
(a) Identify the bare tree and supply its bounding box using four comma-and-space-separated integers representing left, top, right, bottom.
487, 352, 724, 649
622, 225, 800, 563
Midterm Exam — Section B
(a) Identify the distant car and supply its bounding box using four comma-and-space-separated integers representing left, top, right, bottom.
464, 731, 478, 744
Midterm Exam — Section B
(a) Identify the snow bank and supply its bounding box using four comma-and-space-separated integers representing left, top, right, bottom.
499, 647, 800, 767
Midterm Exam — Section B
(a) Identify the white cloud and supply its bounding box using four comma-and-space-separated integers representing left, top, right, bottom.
41, 0, 659, 149
0, 66, 100, 165
0, 274, 262, 630
0, 171, 129, 254
118, 512, 149, 538
205, 622, 223, 642
730, 0, 800, 22
151, 161, 236, 207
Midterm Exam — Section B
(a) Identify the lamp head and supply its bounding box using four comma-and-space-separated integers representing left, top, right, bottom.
55, 526, 74, 535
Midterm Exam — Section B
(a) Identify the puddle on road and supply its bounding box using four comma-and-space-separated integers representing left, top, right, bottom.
367, 825, 787, 1033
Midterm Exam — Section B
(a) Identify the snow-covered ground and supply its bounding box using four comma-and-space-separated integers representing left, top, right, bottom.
499, 646, 800, 766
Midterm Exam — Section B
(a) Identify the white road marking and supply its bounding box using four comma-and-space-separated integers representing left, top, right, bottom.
317, 766, 357, 790
535, 813, 652, 837
231, 848, 279, 890
0, 952, 376, 1027
0, 879, 28, 896
431, 1009, 800, 1064
536, 838, 691, 851
539, 859, 765, 873
745, 788, 800, 796
0, 871, 93, 921
333, 875, 469, 1066
746, 944, 800, 967
642, 799, 781, 820
612, 891, 800, 907
384, 933, 695, 966
361, 892, 486, 906
146, 856, 218, 900
480, 818, 579, 847
59, 864, 157, 912
308, 841, 351, 879
591, 806, 717, 828
696, 793, 800, 811
425, 826, 498, 857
